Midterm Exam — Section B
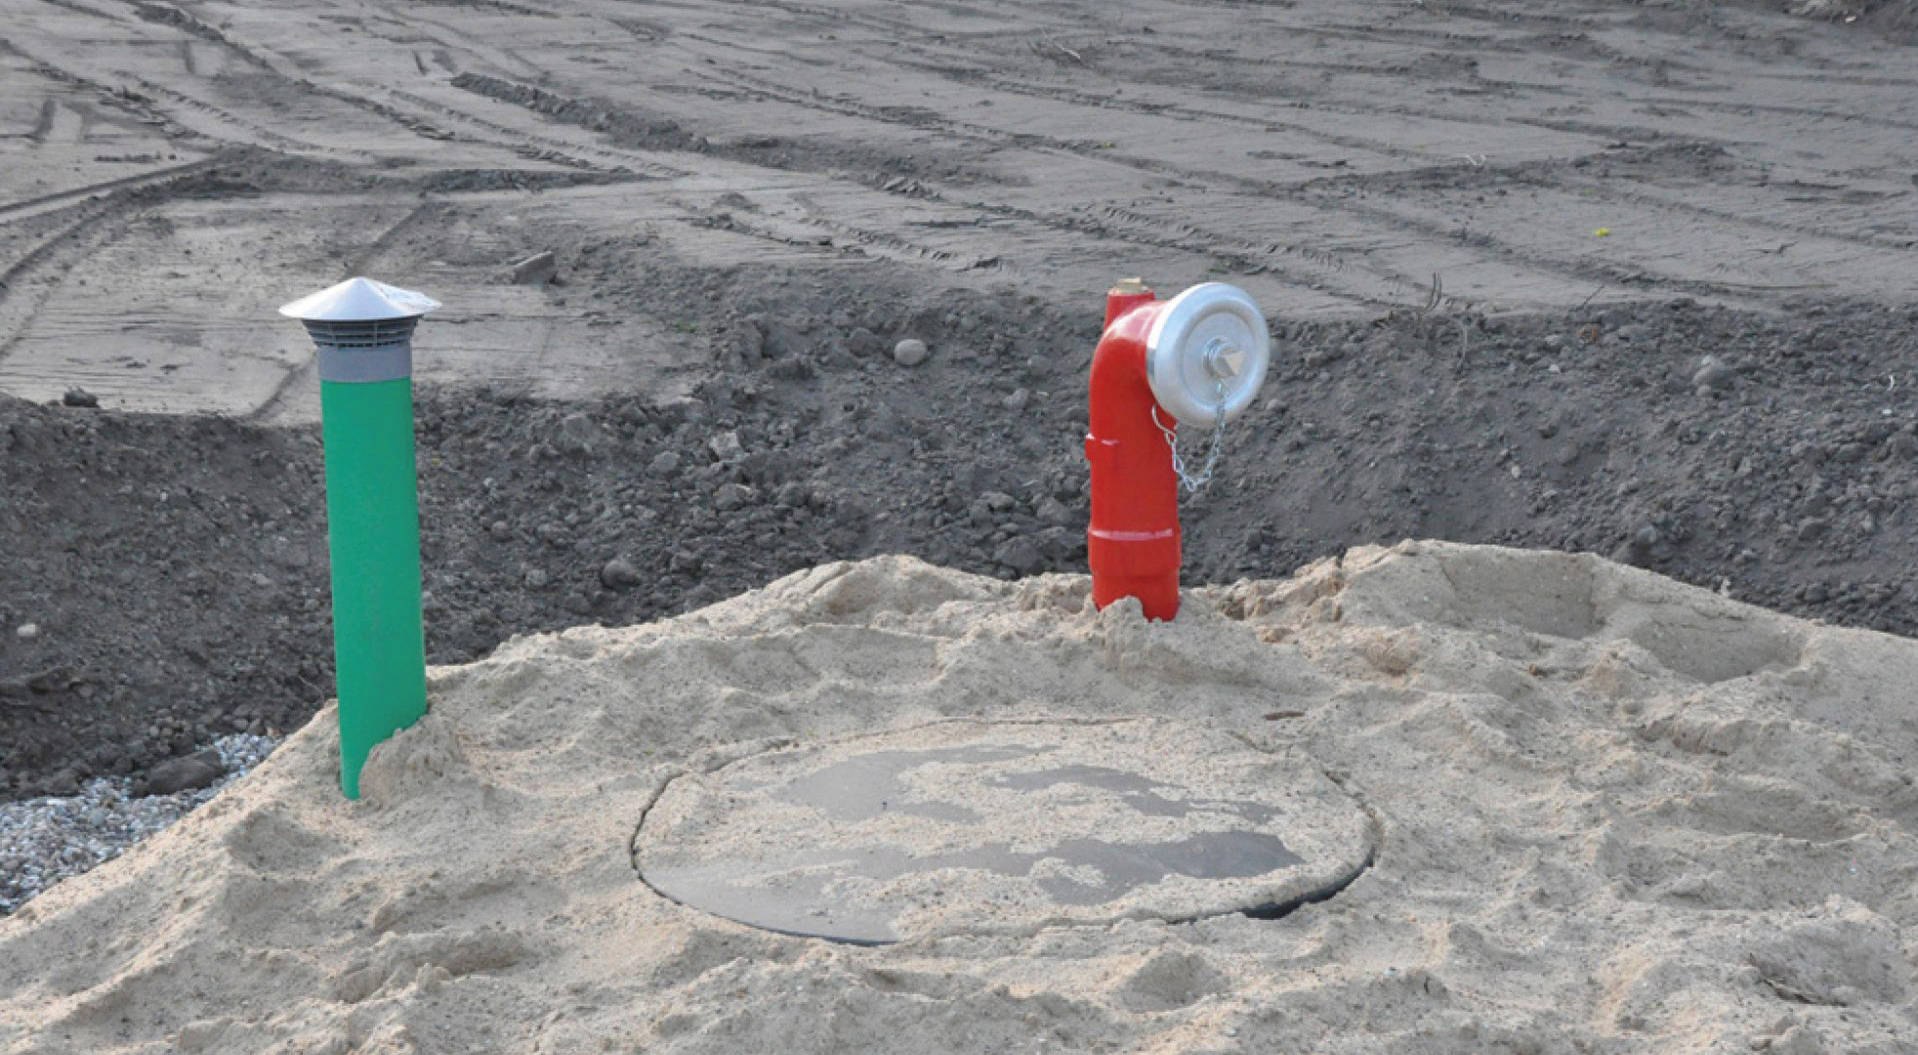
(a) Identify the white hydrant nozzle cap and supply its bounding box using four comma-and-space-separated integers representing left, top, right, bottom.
1143, 283, 1271, 428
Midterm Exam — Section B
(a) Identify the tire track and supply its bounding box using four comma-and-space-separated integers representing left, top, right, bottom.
691, 65, 1024, 150
705, 38, 1872, 310
0, 159, 216, 226
0, 39, 192, 140
448, 51, 1410, 306
1531, 173, 1916, 252
0, 203, 143, 367
131, 79, 342, 154
22, 98, 58, 142
680, 64, 1428, 301
31, 0, 121, 19
1624, 94, 1918, 134
126, 0, 461, 144
689, 0, 1077, 44
869, 180, 1405, 310
1288, 182, 1826, 307
681, 31, 1527, 211
1295, 144, 1917, 254
444, 48, 1399, 306
388, 87, 688, 178
661, 47, 1413, 304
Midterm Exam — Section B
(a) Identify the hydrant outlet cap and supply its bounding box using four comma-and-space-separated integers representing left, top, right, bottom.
1143, 283, 1270, 428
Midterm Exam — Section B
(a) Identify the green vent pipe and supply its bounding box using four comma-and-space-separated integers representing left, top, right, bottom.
279, 277, 440, 799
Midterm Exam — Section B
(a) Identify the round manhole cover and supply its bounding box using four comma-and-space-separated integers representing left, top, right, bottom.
635, 719, 1373, 944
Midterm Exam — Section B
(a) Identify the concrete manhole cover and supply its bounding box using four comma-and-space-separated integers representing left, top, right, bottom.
634, 718, 1374, 944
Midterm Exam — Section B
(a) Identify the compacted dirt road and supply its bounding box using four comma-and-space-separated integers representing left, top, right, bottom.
2, 0, 1916, 799
1, 0, 1913, 416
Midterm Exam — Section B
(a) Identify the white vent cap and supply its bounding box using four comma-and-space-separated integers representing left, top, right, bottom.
278, 277, 440, 322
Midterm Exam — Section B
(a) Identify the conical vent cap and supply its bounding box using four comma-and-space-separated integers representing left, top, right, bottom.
278, 277, 440, 323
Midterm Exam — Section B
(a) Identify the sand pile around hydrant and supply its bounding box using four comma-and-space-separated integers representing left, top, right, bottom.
3, 542, 1916, 1053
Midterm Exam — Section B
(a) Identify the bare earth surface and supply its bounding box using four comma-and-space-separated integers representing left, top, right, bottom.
3, 2, 1918, 1050
2, 0, 1917, 804
0, 0, 1913, 417
4, 547, 1918, 1053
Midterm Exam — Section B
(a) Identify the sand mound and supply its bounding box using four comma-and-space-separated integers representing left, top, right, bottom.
3, 542, 1915, 1053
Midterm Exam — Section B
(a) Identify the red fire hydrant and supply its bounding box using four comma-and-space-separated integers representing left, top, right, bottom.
1086, 279, 1269, 621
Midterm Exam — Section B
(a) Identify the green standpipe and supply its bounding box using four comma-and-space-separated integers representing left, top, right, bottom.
281, 277, 440, 800
320, 377, 427, 799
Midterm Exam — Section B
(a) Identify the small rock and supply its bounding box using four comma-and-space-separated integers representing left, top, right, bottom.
1002, 388, 1031, 411
488, 520, 513, 541
714, 482, 758, 511
993, 536, 1045, 576
44, 769, 80, 797
847, 327, 885, 358
708, 430, 745, 461
14, 623, 39, 640
61, 388, 98, 408
649, 450, 681, 475
599, 557, 643, 590
1611, 525, 1658, 568
1036, 497, 1072, 525
555, 412, 603, 455
1795, 517, 1830, 542
767, 356, 814, 381
25, 667, 74, 693
892, 338, 930, 367
510, 250, 558, 286
141, 749, 225, 796
982, 491, 1016, 513
1692, 356, 1736, 390
775, 482, 810, 508
1769, 1025, 1824, 1055
523, 567, 550, 588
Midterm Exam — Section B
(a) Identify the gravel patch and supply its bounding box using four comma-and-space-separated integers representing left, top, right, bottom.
0, 734, 279, 914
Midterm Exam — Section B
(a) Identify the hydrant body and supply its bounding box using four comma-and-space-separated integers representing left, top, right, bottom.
1086, 279, 1270, 622
1087, 284, 1182, 620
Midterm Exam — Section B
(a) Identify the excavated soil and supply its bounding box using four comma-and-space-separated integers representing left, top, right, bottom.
5, 280, 1918, 800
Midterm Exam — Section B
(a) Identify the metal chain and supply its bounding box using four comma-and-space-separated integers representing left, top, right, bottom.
1152, 377, 1231, 494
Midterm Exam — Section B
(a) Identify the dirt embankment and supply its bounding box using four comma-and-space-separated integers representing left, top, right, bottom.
4, 258, 1917, 801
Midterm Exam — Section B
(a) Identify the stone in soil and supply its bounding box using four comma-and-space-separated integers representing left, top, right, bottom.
510, 251, 558, 286
137, 749, 226, 797
600, 557, 643, 590
892, 338, 930, 366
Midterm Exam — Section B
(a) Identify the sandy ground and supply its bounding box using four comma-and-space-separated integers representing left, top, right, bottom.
3, 544, 1916, 1053
0, 0, 1914, 419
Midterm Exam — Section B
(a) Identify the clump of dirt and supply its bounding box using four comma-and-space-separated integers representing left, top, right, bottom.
4, 259, 1917, 802
1782, 0, 1918, 41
